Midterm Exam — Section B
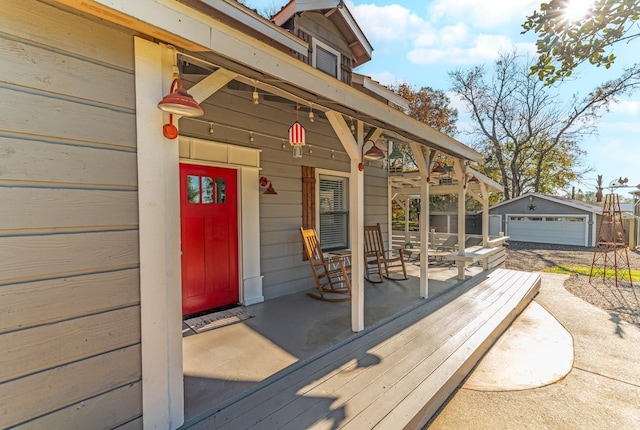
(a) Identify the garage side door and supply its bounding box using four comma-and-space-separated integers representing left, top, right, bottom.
508, 216, 586, 246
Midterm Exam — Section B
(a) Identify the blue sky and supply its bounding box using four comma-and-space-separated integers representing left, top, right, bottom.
243, 0, 639, 199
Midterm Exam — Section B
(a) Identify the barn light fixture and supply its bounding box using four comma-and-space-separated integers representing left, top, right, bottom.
260, 176, 277, 195
158, 78, 204, 139
431, 163, 447, 175
388, 141, 404, 176
358, 140, 385, 171
158, 78, 203, 117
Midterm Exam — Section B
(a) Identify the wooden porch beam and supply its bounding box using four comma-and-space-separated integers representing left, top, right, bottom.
188, 67, 237, 104
325, 110, 364, 332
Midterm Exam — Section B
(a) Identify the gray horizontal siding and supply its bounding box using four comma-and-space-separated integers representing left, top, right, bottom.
0, 1, 141, 427
180, 76, 389, 299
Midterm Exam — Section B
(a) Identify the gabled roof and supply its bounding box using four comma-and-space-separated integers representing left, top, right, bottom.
490, 192, 603, 214
272, 0, 373, 65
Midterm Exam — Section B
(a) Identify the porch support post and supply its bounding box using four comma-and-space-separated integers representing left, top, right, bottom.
410, 143, 432, 298
480, 182, 489, 246
454, 159, 467, 280
404, 199, 410, 245
135, 38, 184, 429
325, 110, 364, 332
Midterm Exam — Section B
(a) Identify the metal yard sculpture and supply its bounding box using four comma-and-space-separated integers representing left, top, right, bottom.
590, 177, 639, 319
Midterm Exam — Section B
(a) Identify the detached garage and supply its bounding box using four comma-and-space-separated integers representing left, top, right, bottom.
489, 193, 601, 247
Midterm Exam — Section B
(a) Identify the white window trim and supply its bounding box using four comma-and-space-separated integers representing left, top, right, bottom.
315, 168, 349, 249
311, 38, 341, 80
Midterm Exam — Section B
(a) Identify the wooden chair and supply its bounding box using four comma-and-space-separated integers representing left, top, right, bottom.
363, 223, 408, 283
299, 227, 351, 302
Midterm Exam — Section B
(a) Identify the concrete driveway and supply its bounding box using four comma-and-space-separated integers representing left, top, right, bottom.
427, 272, 640, 429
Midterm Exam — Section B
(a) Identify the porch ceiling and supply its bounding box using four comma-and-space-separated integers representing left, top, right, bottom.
390, 169, 503, 198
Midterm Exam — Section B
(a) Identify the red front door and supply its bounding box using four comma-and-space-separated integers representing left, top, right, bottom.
180, 164, 239, 316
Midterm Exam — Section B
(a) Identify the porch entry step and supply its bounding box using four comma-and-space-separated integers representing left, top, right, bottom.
184, 268, 541, 430
183, 308, 255, 335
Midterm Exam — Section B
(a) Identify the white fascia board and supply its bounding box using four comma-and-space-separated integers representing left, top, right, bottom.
336, 7, 373, 60
184, 0, 308, 56
66, 0, 481, 162
490, 192, 601, 214
467, 167, 502, 193
352, 74, 409, 110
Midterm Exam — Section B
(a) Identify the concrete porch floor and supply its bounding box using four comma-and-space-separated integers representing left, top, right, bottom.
182, 262, 482, 424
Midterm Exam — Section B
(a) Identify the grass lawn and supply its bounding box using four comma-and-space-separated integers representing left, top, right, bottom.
545, 264, 640, 282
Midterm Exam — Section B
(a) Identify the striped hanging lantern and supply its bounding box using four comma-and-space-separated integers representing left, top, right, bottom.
289, 121, 306, 146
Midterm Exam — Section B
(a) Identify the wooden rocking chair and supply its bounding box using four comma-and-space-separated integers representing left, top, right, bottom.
363, 223, 408, 283
299, 227, 351, 302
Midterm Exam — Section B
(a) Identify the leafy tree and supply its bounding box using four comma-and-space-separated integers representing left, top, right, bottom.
389, 83, 459, 172
449, 50, 638, 200
391, 83, 458, 136
522, 0, 640, 85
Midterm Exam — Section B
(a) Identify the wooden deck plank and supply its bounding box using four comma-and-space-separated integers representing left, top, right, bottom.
266, 297, 481, 430
212, 273, 508, 429
375, 272, 541, 429
194, 277, 488, 428
323, 272, 536, 429
344, 272, 540, 429
187, 269, 540, 430
270, 272, 527, 429
209, 292, 476, 429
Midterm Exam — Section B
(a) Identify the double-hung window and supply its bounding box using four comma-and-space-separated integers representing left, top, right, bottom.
318, 174, 349, 251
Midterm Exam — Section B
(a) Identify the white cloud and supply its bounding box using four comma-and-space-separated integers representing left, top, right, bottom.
408, 34, 532, 65
349, 2, 536, 66
367, 71, 399, 87
349, 3, 426, 43
609, 100, 640, 116
427, 0, 540, 29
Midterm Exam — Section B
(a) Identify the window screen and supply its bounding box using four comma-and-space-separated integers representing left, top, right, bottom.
319, 175, 348, 250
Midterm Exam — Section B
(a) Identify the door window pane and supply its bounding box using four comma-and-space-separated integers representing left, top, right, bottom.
187, 175, 200, 204
202, 177, 213, 204
216, 178, 226, 204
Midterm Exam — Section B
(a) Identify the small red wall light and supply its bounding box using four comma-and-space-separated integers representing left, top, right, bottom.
158, 78, 204, 139
260, 176, 277, 195
358, 140, 385, 171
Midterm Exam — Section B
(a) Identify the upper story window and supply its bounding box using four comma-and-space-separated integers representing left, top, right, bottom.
312, 39, 341, 80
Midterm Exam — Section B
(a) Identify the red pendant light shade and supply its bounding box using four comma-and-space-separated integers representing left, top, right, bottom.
431, 163, 447, 175
358, 140, 385, 171
158, 78, 204, 117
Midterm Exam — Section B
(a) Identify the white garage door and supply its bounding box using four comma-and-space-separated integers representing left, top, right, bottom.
507, 216, 587, 246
